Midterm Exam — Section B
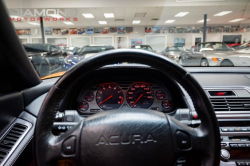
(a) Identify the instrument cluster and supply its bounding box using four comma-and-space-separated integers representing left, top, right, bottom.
77, 82, 174, 114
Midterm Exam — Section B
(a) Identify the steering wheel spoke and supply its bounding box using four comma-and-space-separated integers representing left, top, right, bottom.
167, 115, 215, 164
36, 121, 83, 165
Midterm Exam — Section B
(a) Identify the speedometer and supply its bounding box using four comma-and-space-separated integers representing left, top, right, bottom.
126, 83, 154, 108
96, 84, 124, 110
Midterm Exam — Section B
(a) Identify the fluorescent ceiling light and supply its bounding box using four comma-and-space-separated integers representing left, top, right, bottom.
48, 14, 63, 18
175, 12, 189, 17
63, 21, 74, 25
104, 13, 114, 18
165, 20, 175, 23
229, 18, 244, 22
82, 13, 94, 18
214, 11, 232, 16
197, 19, 210, 23
10, 15, 24, 19
98, 21, 107, 24
176, 0, 225, 2
27, 22, 40, 25
132, 20, 141, 24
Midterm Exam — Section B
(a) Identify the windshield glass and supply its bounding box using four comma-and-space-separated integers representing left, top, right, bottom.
5, 0, 250, 79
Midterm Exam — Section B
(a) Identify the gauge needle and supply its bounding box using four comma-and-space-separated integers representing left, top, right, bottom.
79, 105, 86, 108
99, 95, 113, 105
132, 94, 143, 107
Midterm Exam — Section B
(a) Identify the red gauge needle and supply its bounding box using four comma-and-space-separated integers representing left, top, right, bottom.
132, 94, 143, 107
99, 95, 113, 105
79, 105, 86, 108
120, 97, 124, 104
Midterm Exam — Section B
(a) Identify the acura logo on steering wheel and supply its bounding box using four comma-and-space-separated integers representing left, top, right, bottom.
96, 133, 157, 146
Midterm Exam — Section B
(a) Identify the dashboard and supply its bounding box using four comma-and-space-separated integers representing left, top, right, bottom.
4, 66, 250, 166
77, 82, 173, 114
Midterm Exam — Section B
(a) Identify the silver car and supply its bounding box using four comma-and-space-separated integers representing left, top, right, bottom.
162, 46, 184, 62
219, 43, 250, 66
179, 42, 235, 66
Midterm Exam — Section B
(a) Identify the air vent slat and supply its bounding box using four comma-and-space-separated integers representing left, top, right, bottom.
210, 97, 250, 111
5, 136, 18, 141
0, 123, 27, 163
7, 133, 20, 138
12, 127, 26, 132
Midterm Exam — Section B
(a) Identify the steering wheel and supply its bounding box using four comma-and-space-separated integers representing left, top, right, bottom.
34, 49, 220, 166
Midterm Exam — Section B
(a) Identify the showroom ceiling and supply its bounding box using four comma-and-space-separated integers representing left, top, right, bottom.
5, 0, 250, 28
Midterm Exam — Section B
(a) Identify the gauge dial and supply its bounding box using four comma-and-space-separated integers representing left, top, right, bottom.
127, 83, 154, 108
162, 99, 172, 111
96, 84, 124, 110
78, 101, 89, 113
84, 92, 94, 102
156, 90, 166, 100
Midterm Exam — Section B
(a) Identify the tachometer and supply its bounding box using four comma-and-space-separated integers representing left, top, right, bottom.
96, 84, 124, 110
126, 83, 154, 108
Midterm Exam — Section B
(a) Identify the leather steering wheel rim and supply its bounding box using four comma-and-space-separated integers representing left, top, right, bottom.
34, 49, 221, 166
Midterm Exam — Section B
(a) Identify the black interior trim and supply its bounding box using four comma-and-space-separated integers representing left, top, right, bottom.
0, 0, 41, 93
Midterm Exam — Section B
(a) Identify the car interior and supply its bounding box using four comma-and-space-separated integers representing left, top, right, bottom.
1, 0, 250, 166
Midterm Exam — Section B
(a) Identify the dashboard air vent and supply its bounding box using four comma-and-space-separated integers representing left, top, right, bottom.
210, 98, 250, 111
0, 124, 27, 164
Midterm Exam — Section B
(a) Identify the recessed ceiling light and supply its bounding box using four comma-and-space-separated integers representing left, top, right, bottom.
98, 21, 107, 24
27, 22, 40, 25
132, 20, 141, 24
10, 15, 24, 19
82, 13, 94, 18
63, 21, 74, 25
214, 11, 232, 16
197, 19, 210, 23
104, 13, 114, 18
165, 20, 175, 23
175, 12, 189, 17
48, 14, 64, 18
229, 18, 244, 22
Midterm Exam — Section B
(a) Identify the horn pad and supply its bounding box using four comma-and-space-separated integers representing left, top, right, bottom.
80, 109, 176, 166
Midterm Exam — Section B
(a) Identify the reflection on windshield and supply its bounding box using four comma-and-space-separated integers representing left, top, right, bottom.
5, 0, 250, 78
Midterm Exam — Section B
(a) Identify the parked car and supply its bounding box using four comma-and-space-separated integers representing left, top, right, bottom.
179, 42, 235, 66
231, 42, 250, 50
162, 46, 184, 61
219, 43, 250, 66
62, 46, 80, 55
23, 44, 66, 77
63, 45, 115, 70
219, 54, 250, 66
131, 45, 156, 52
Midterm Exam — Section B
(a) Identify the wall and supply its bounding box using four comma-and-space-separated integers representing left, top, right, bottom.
18, 27, 250, 52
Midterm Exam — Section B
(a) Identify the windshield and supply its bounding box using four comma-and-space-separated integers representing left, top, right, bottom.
5, 0, 250, 78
